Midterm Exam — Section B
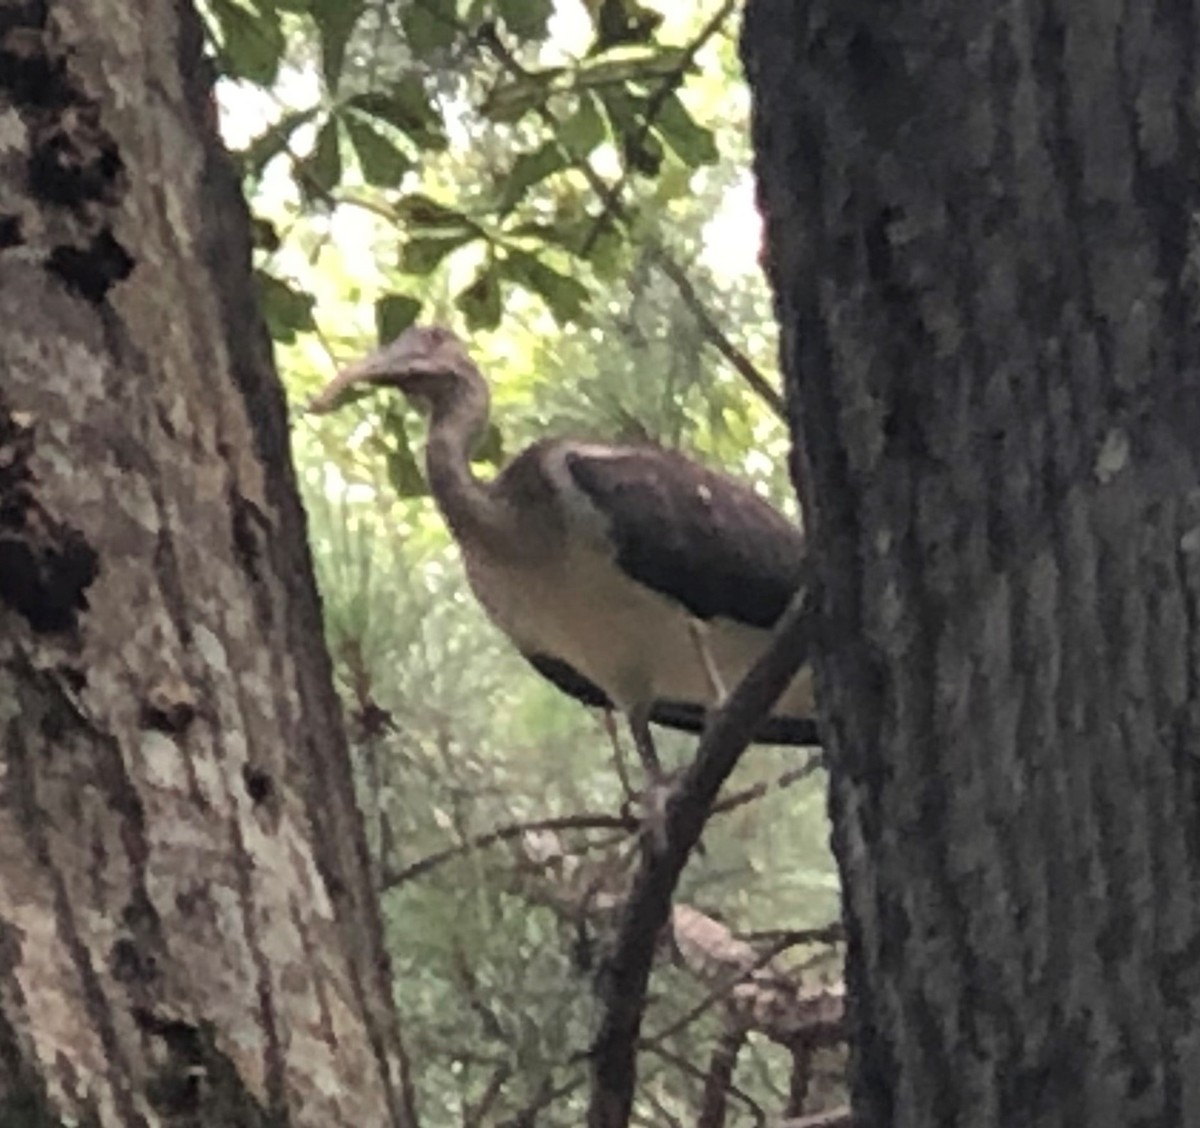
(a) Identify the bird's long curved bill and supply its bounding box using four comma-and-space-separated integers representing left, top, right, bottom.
307, 351, 394, 415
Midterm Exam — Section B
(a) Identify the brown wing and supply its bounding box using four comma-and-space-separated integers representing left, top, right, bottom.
560, 444, 805, 629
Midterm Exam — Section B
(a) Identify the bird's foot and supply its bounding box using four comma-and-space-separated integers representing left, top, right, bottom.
628, 772, 675, 855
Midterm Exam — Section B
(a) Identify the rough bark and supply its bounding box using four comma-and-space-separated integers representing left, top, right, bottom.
0, 2, 412, 1125
744, 2, 1200, 1126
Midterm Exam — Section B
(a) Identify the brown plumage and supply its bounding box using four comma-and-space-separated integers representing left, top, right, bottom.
310, 325, 817, 773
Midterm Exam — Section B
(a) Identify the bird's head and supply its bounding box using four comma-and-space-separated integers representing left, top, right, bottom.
308, 325, 476, 415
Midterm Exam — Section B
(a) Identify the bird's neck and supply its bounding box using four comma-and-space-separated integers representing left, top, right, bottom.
424, 373, 510, 554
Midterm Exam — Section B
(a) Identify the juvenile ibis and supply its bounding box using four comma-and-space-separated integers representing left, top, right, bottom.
310, 326, 817, 777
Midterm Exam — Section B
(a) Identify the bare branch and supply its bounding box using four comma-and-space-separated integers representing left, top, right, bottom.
380, 812, 635, 889
642, 1043, 766, 1126
667, 906, 845, 1050
647, 247, 785, 418
642, 925, 801, 1048
776, 1109, 854, 1128
709, 758, 824, 818
587, 582, 814, 1128
697, 1023, 747, 1128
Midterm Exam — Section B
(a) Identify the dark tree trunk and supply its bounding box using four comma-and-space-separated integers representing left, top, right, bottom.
0, 2, 412, 1124
744, 2, 1200, 1126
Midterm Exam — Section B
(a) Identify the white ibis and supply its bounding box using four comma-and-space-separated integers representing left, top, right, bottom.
309, 325, 817, 777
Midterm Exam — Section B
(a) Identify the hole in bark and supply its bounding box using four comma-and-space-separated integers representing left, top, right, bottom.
28, 120, 123, 207
110, 936, 156, 985
0, 530, 98, 634
242, 765, 273, 805
140, 697, 197, 735
0, 215, 21, 248
45, 229, 133, 302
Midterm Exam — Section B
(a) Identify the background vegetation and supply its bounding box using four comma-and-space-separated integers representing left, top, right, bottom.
205, 1, 842, 1120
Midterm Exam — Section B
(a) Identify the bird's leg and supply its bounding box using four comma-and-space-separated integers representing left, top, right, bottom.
687, 620, 728, 705
601, 707, 636, 802
629, 704, 664, 779
627, 704, 671, 850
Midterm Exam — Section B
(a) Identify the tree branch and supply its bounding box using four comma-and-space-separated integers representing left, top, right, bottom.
776, 1109, 854, 1128
697, 1022, 747, 1128
379, 812, 634, 889
647, 246, 785, 418
587, 582, 815, 1128
579, 0, 738, 256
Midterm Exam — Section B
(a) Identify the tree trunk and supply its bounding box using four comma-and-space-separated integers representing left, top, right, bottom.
0, 2, 412, 1124
744, 3, 1200, 1126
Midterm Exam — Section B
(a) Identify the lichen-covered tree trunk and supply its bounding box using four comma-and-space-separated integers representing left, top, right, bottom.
0, 3, 413, 1125
745, 2, 1200, 1126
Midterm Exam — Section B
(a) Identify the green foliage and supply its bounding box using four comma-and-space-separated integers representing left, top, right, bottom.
497, 0, 554, 40
205, 0, 735, 333
375, 293, 423, 342
255, 269, 314, 341
344, 115, 413, 186
208, 0, 285, 84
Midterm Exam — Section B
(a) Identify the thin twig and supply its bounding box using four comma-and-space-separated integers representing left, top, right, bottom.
639, 931, 812, 1050
648, 247, 785, 418
380, 812, 635, 888
776, 1109, 854, 1128
697, 1022, 747, 1128
709, 758, 824, 818
587, 581, 814, 1128
641, 1043, 766, 1126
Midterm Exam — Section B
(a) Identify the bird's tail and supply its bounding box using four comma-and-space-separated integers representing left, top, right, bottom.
523, 652, 821, 748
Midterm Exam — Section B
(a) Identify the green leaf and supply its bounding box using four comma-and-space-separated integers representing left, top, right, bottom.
376, 414, 428, 498
501, 142, 568, 210
481, 70, 562, 122
590, 0, 663, 51
653, 160, 692, 202
303, 117, 342, 196
573, 46, 689, 90
350, 80, 448, 151
579, 225, 623, 278
394, 194, 471, 228
239, 107, 320, 177
387, 448, 427, 497
483, 48, 687, 121
460, 0, 490, 30
508, 214, 623, 277
499, 252, 588, 324
401, 231, 476, 274
622, 129, 662, 175
256, 271, 315, 343
387, 448, 428, 496
311, 0, 365, 91
344, 115, 413, 186
455, 265, 502, 331
472, 421, 505, 468
250, 217, 281, 251
210, 0, 285, 85
375, 294, 422, 343
560, 93, 606, 159
496, 0, 552, 40
400, 0, 457, 52
652, 93, 718, 167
